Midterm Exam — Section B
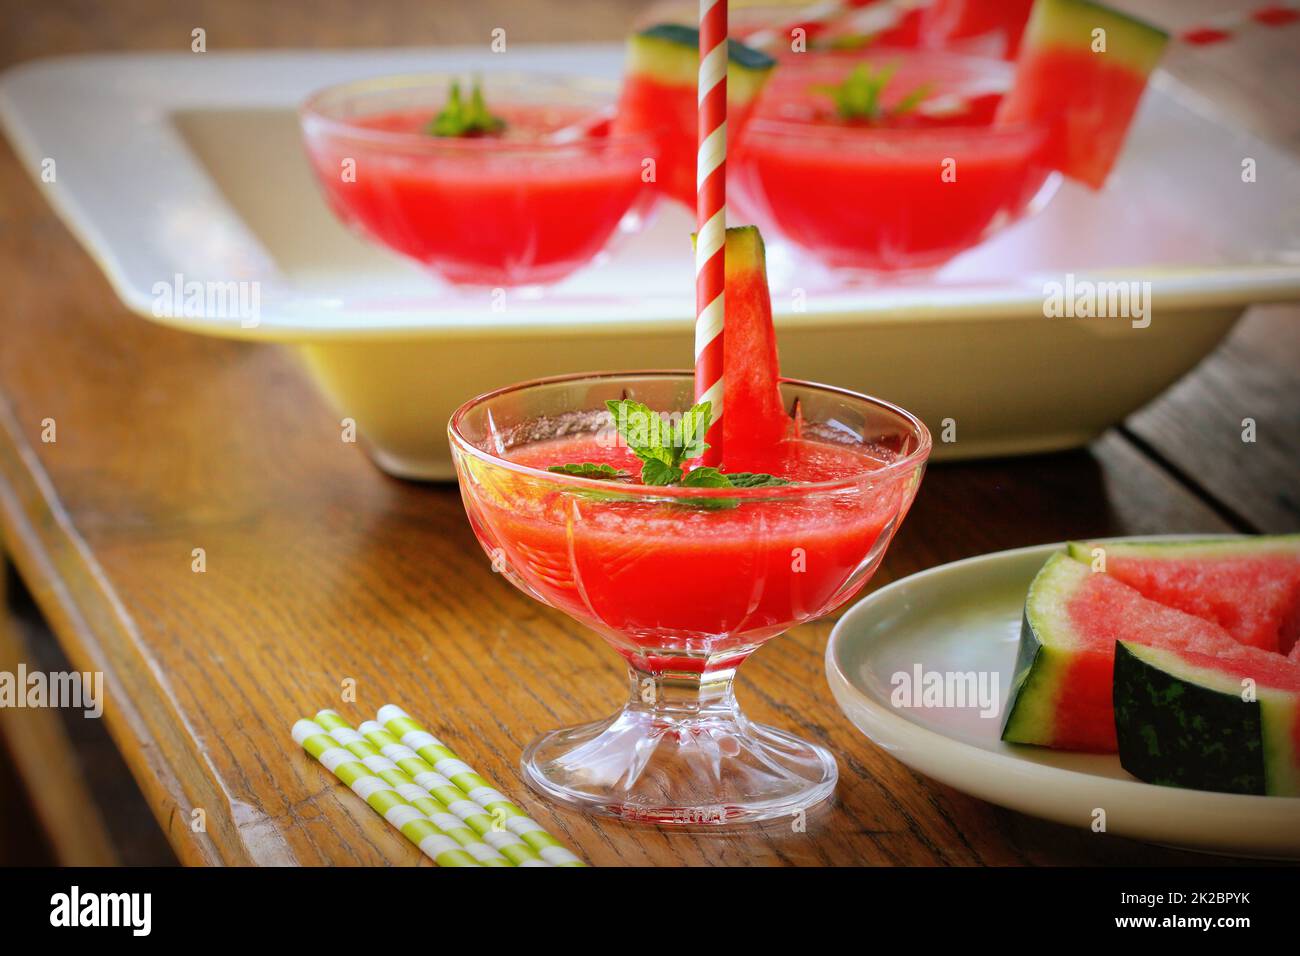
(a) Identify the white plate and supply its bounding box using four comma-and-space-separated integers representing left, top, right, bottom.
825, 540, 1300, 859
4, 47, 1299, 477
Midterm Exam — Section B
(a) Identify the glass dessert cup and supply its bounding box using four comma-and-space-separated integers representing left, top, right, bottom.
732, 50, 1058, 275
449, 372, 930, 825
300, 73, 658, 288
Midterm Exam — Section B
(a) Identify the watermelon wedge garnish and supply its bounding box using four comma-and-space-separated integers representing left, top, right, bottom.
1068, 537, 1300, 654
995, 0, 1169, 188
615, 23, 777, 209
718, 225, 791, 466
1114, 641, 1300, 797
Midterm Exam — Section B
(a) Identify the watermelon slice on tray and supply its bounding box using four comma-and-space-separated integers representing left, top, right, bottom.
995, 0, 1169, 188
1114, 641, 1300, 797
615, 23, 776, 209
1068, 537, 1300, 653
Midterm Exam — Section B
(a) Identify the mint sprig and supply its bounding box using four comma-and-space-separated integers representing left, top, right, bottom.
550, 401, 793, 508
723, 472, 794, 488
812, 63, 931, 124
547, 462, 630, 480
605, 398, 711, 484
429, 79, 506, 138
680, 466, 732, 488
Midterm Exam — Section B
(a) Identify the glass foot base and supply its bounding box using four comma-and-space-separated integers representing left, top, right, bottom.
521, 705, 838, 827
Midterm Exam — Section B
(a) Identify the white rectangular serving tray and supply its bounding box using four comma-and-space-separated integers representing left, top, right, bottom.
3, 45, 1299, 478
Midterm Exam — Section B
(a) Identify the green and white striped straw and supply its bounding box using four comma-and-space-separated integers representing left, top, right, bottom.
357, 720, 548, 868
291, 717, 481, 867
377, 704, 586, 867
313, 710, 513, 867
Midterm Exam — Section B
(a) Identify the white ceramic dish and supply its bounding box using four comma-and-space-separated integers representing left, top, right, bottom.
825, 539, 1300, 860
3, 47, 1299, 478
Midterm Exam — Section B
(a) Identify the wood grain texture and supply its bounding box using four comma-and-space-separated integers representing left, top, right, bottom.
0, 555, 118, 865
0, 0, 1294, 867
1125, 310, 1300, 533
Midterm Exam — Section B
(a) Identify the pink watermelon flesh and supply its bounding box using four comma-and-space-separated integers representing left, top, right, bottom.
1102, 557, 1300, 654
997, 47, 1148, 188
1058, 562, 1254, 750
1073, 541, 1300, 654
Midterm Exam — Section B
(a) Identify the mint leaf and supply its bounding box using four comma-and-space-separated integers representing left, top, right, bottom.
892, 82, 933, 117
544, 401, 799, 508
547, 462, 630, 480
640, 459, 683, 486
430, 79, 506, 138
680, 466, 738, 510
721, 472, 793, 488
676, 401, 713, 462
605, 399, 712, 470
680, 466, 732, 488
812, 62, 929, 124
606, 399, 670, 465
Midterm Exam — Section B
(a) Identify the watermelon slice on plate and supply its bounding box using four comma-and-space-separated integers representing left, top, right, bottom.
1001, 552, 1251, 751
1114, 640, 1300, 796
615, 23, 776, 209
995, 0, 1169, 188
1068, 537, 1300, 654
718, 225, 791, 465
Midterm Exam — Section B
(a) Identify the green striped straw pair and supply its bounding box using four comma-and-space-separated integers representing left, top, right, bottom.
354, 719, 546, 866
376, 705, 584, 867
292, 717, 482, 867
312, 710, 516, 866
294, 706, 584, 866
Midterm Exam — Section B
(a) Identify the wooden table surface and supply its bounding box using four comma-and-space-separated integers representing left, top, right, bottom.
0, 0, 1297, 866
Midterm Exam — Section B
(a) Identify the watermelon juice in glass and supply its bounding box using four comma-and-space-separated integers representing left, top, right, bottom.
301, 74, 657, 287
448, 228, 934, 824
733, 50, 1057, 274
449, 367, 929, 824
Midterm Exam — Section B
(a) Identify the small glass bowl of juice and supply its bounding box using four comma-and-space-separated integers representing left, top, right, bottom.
449, 371, 930, 823
301, 73, 659, 287
732, 50, 1058, 275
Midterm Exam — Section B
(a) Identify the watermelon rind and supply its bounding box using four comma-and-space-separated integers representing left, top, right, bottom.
1261, 694, 1300, 796
1001, 552, 1088, 746
723, 223, 764, 276
1114, 641, 1299, 797
627, 23, 777, 104
1068, 535, 1300, 565
1023, 0, 1169, 74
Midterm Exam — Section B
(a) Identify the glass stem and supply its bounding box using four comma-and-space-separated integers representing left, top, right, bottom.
624, 663, 742, 726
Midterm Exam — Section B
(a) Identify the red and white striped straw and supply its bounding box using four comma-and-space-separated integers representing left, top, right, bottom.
695, 0, 728, 467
